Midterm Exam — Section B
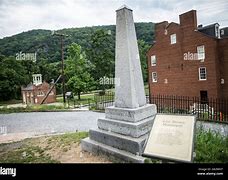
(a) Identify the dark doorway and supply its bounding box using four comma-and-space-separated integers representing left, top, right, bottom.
200, 91, 208, 104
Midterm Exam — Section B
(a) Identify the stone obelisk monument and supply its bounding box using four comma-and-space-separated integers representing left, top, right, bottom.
81, 5, 157, 163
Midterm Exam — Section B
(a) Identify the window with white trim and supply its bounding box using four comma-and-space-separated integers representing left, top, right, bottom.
199, 67, 207, 80
170, 34, 176, 44
197, 45, 205, 61
152, 72, 157, 82
151, 55, 156, 66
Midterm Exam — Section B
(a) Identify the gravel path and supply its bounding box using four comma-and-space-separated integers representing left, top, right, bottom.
0, 111, 104, 143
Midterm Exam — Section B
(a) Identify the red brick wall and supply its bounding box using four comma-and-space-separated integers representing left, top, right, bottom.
219, 38, 228, 98
35, 82, 56, 104
22, 82, 56, 104
147, 10, 223, 99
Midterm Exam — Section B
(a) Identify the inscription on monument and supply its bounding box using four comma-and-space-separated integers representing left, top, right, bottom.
143, 114, 196, 162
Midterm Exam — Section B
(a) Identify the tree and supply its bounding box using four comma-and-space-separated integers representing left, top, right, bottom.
65, 43, 94, 100
138, 40, 150, 83
20, 59, 38, 83
36, 58, 59, 83
87, 29, 115, 90
0, 55, 28, 100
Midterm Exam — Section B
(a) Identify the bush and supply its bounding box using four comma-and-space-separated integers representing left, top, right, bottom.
194, 129, 228, 163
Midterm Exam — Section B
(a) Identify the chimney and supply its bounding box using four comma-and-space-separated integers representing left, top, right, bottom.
155, 21, 168, 31
179, 10, 197, 30
155, 21, 169, 40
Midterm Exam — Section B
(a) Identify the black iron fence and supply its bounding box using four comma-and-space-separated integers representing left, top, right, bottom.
66, 97, 93, 109
93, 91, 114, 110
67, 92, 228, 123
150, 95, 228, 123
66, 91, 115, 110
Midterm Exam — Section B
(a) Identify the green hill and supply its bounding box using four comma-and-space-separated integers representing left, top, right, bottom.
0, 22, 154, 63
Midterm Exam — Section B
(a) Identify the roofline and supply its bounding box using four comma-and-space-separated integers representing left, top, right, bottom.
195, 29, 221, 40
166, 22, 179, 29
198, 23, 220, 30
156, 21, 168, 25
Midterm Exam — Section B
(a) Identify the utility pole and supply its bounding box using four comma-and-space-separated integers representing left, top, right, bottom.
60, 35, 66, 104
52, 31, 68, 103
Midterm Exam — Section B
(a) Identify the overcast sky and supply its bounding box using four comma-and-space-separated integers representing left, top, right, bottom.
0, 0, 227, 39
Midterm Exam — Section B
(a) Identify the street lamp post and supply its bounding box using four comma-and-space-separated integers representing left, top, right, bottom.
52, 31, 68, 104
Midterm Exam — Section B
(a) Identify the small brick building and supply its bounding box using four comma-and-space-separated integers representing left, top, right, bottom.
21, 74, 56, 104
147, 10, 228, 100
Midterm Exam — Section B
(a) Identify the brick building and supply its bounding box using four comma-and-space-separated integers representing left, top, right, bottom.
147, 10, 228, 101
21, 74, 56, 104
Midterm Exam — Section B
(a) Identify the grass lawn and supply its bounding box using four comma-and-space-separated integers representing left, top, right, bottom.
0, 104, 66, 114
57, 94, 95, 105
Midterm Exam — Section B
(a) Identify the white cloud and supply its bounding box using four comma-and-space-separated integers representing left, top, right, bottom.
0, 0, 227, 38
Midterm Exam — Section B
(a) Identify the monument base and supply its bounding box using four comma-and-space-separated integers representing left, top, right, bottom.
81, 137, 146, 163
81, 104, 157, 163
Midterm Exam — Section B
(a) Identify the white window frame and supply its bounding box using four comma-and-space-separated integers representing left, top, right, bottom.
151, 55, 156, 66
170, 34, 176, 44
197, 45, 205, 61
199, 67, 207, 81
152, 72, 157, 82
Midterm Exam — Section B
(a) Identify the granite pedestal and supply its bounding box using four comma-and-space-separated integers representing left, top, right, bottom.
81, 104, 157, 163
81, 5, 157, 163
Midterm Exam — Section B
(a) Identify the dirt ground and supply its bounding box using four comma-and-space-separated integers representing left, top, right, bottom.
31, 136, 111, 163
0, 132, 112, 163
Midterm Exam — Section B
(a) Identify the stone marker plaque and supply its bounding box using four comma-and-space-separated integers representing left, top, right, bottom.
143, 114, 196, 162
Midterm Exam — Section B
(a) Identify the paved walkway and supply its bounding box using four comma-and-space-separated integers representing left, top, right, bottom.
0, 111, 104, 143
